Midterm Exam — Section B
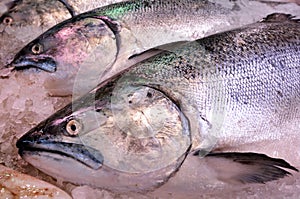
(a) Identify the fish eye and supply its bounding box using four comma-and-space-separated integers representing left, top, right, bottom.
66, 119, 82, 136
2, 16, 13, 25
146, 91, 153, 98
31, 43, 43, 55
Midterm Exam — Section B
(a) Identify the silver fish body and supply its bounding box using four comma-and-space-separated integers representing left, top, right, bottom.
8, 0, 300, 96
65, 0, 127, 15
16, 14, 300, 192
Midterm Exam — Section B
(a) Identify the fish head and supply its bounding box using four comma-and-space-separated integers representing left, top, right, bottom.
8, 15, 119, 95
8, 16, 119, 74
0, 0, 71, 67
16, 77, 192, 190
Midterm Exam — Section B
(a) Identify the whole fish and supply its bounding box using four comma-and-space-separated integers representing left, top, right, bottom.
7, 0, 300, 96
16, 14, 300, 192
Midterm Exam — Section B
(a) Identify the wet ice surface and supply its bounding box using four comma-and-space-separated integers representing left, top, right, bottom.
0, 70, 70, 170
70, 173, 300, 199
0, 0, 300, 198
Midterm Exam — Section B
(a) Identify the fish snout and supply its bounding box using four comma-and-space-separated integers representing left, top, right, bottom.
16, 128, 46, 152
16, 126, 104, 170
16, 117, 55, 152
9, 55, 57, 72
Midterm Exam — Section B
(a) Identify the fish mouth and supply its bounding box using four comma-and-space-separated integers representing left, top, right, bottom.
16, 136, 103, 170
9, 55, 57, 73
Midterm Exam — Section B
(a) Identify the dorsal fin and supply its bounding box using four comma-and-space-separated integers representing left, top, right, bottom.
261, 13, 300, 23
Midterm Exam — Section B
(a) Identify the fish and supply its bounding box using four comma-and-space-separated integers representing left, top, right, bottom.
16, 13, 300, 192
0, 164, 72, 198
7, 0, 300, 96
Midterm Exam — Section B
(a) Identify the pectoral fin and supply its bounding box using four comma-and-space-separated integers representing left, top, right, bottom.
194, 151, 298, 184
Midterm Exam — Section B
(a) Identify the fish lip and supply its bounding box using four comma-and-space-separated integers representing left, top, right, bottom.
10, 55, 57, 73
17, 138, 103, 170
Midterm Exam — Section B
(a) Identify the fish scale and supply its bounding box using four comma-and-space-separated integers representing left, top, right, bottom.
11, 0, 300, 97
115, 14, 300, 147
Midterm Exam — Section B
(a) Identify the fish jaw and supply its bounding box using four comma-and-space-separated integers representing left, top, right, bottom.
10, 55, 57, 72
18, 149, 190, 192
16, 120, 103, 170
